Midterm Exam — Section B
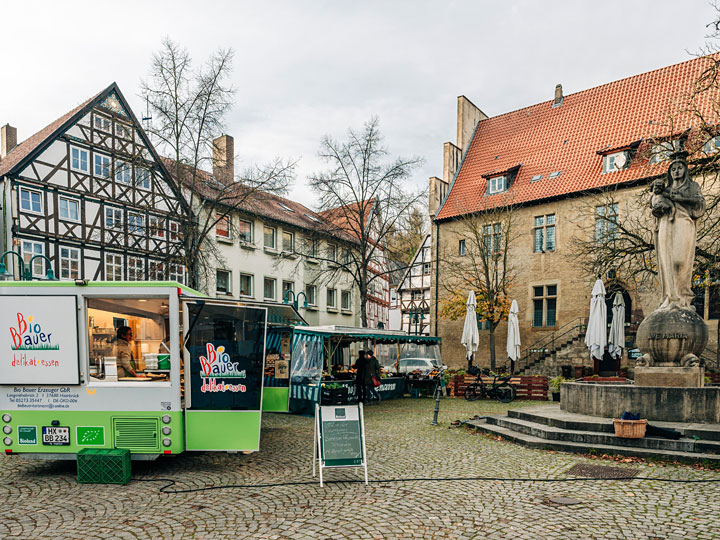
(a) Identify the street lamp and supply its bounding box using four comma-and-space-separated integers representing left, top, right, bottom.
0, 251, 57, 281
0, 251, 25, 281
283, 289, 308, 310
408, 307, 425, 335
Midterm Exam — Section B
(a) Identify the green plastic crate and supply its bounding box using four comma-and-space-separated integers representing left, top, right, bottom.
76, 448, 132, 485
77, 448, 104, 484
102, 449, 131, 485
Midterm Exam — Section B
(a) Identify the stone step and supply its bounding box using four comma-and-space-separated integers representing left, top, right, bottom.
508, 405, 720, 441
487, 415, 720, 454
467, 419, 720, 463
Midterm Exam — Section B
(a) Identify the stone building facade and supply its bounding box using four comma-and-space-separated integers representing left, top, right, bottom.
430, 57, 720, 373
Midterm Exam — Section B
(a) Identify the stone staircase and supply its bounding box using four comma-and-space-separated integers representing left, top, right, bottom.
467, 404, 720, 463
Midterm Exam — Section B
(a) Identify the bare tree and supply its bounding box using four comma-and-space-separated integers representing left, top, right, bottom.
385, 205, 429, 266
308, 117, 424, 327
437, 197, 518, 371
141, 38, 295, 289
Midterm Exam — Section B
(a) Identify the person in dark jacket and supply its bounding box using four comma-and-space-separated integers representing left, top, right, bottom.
353, 350, 368, 403
367, 353, 381, 404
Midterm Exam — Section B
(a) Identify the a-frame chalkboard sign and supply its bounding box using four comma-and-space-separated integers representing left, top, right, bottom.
313, 403, 368, 486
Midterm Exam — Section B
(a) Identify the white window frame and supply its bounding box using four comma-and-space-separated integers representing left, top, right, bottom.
115, 160, 132, 184
264, 226, 276, 249
216, 214, 231, 240
168, 263, 185, 284
239, 273, 254, 297
94, 153, 111, 179
105, 207, 123, 230
306, 284, 317, 306
328, 243, 337, 262
59, 246, 80, 280
238, 220, 253, 243
105, 253, 123, 281
128, 213, 146, 235
264, 277, 277, 300
458, 239, 466, 256
19, 187, 42, 214
488, 175, 506, 194
534, 214, 556, 253
602, 151, 628, 173
149, 216, 165, 239
58, 196, 80, 222
136, 167, 151, 190
93, 114, 111, 133
327, 287, 337, 308
283, 231, 294, 252
282, 280, 294, 301
169, 221, 180, 242
70, 146, 89, 173
216, 269, 231, 295
149, 261, 165, 281
649, 140, 680, 165
341, 290, 352, 311
127, 256, 145, 281
21, 240, 44, 277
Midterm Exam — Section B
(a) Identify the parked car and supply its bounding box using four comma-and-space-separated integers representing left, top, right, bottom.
396, 358, 439, 375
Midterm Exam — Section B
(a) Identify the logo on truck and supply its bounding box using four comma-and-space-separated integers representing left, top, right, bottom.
9, 313, 59, 351
198, 343, 248, 394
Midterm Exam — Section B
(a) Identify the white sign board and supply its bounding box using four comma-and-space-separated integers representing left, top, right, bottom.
0, 295, 79, 385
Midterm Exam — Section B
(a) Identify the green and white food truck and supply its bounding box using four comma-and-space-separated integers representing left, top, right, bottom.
0, 281, 303, 459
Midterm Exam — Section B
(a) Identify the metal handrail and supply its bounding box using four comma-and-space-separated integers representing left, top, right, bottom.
518, 317, 587, 373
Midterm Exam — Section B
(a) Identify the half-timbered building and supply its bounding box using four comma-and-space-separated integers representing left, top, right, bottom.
0, 83, 185, 282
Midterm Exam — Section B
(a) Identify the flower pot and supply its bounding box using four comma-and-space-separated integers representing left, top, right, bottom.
551, 392, 560, 402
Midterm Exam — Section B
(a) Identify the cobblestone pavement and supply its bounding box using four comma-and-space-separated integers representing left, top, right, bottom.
1, 397, 719, 539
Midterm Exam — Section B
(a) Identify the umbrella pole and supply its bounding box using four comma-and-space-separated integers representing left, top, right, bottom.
467, 352, 473, 372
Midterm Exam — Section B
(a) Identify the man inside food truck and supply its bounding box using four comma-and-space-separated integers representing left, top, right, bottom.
115, 326, 139, 378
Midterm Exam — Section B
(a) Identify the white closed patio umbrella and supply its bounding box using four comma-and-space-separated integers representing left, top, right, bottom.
584, 279, 607, 363
608, 292, 625, 360
506, 300, 521, 374
461, 291, 479, 370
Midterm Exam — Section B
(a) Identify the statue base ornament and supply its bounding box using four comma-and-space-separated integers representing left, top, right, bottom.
635, 307, 708, 368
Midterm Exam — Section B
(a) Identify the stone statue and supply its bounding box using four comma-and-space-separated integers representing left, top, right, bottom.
651, 158, 705, 311
636, 155, 708, 374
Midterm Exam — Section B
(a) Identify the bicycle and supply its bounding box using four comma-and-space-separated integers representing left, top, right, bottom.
464, 369, 516, 403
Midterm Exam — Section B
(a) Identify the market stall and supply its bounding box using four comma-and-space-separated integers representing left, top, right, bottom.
289, 326, 441, 415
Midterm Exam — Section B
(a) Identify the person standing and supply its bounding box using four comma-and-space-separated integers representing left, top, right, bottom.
353, 350, 369, 404
367, 352, 381, 404
115, 326, 138, 378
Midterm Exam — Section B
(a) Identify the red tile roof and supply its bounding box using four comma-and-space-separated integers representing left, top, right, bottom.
164, 157, 358, 243
436, 55, 719, 221
0, 92, 102, 177
318, 199, 376, 238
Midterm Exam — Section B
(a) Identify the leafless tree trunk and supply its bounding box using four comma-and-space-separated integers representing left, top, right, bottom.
308, 117, 424, 327
140, 38, 295, 289
437, 197, 518, 371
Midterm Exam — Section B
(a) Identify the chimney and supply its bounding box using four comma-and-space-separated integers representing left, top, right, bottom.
212, 134, 234, 185
1, 124, 18, 159
553, 84, 563, 108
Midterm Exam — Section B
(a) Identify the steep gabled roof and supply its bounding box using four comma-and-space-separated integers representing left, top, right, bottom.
0, 83, 179, 203
436, 55, 719, 221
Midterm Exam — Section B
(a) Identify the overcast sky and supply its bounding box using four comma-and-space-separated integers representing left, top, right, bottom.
1, 1, 716, 209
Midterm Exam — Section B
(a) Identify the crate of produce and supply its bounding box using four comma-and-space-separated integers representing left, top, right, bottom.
77, 448, 104, 484
321, 386, 349, 405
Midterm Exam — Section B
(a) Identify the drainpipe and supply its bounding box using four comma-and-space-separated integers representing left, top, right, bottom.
434, 221, 440, 336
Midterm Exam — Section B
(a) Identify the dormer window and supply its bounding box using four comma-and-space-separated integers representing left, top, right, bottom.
602, 151, 629, 173
649, 140, 680, 164
703, 135, 720, 154
487, 175, 506, 194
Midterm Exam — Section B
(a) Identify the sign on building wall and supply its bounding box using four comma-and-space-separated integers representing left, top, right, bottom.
0, 296, 79, 385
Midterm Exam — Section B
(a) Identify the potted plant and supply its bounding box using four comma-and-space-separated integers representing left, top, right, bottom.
549, 376, 569, 402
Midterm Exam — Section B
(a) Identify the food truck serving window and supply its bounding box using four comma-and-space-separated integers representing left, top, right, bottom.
87, 298, 171, 384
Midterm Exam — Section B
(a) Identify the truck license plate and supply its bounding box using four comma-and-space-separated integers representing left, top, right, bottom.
42, 426, 70, 446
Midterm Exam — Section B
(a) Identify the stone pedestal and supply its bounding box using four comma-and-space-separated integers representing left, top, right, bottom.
635, 307, 708, 367
634, 366, 704, 387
